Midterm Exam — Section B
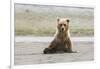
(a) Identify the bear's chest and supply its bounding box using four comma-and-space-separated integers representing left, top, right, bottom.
55, 39, 67, 50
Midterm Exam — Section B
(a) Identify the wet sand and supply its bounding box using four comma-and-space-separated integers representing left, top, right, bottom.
14, 41, 94, 65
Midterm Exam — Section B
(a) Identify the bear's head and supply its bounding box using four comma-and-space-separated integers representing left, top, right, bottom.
57, 18, 70, 33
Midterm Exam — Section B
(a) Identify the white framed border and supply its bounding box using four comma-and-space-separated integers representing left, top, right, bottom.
10, 0, 95, 69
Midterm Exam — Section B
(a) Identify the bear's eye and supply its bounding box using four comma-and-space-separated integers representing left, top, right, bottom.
60, 24, 62, 26
64, 24, 66, 26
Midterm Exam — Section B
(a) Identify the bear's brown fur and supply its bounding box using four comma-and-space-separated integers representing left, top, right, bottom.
43, 18, 76, 54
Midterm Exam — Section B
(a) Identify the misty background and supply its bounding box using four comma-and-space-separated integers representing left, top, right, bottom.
15, 4, 94, 36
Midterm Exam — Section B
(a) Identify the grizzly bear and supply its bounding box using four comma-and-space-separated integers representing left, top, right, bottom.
43, 18, 76, 54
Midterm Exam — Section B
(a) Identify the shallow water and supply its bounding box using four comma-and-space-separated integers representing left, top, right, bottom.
15, 36, 94, 65
15, 41, 94, 65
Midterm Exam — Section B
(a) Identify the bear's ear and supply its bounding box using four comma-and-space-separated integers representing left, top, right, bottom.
66, 19, 70, 23
57, 17, 60, 22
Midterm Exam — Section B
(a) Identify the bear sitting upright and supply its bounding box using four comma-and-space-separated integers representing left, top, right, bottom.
43, 18, 76, 54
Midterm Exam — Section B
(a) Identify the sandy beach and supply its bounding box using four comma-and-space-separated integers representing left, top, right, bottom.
14, 36, 94, 65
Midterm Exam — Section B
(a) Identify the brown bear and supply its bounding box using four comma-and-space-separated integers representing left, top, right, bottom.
43, 18, 76, 54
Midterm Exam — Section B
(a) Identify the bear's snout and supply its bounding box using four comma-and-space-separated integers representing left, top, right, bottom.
61, 27, 64, 31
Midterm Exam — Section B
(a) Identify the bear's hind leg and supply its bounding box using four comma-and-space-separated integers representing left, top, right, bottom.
43, 48, 50, 54
43, 48, 56, 54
